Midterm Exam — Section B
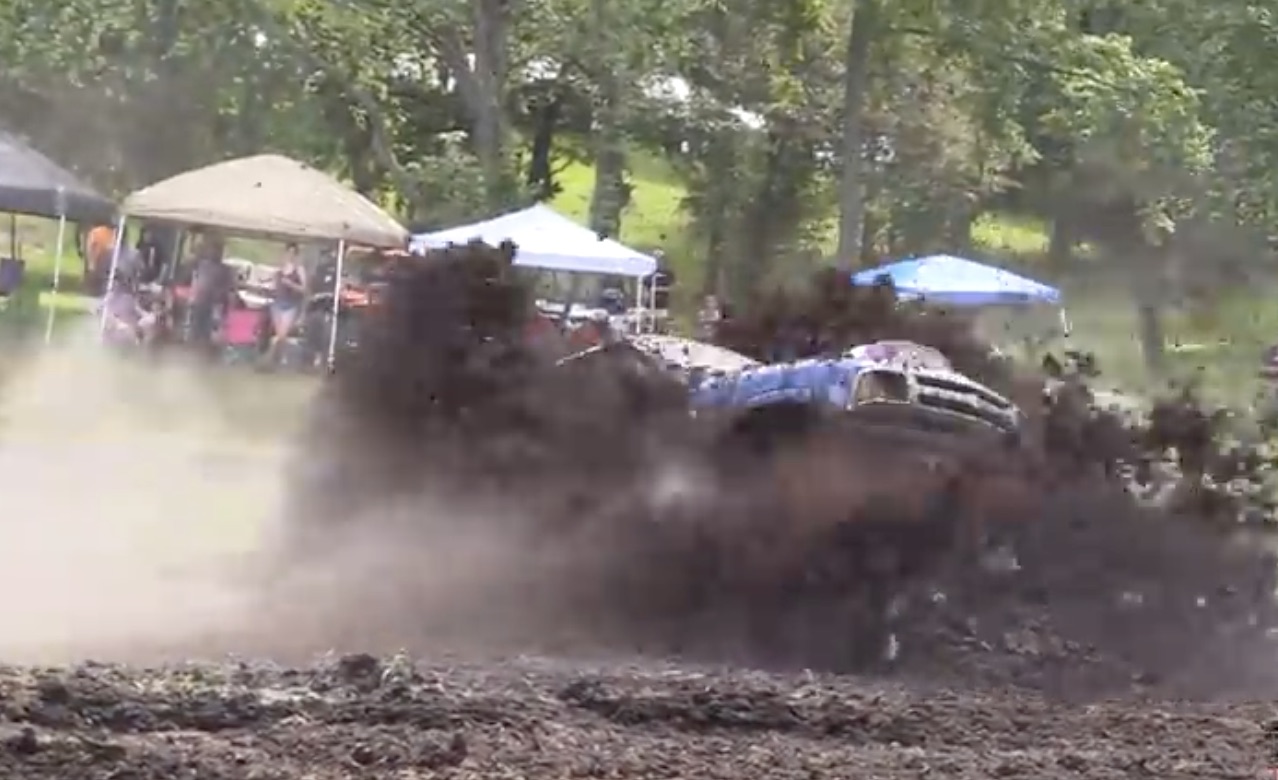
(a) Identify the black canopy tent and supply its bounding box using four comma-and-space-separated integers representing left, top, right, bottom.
0, 129, 115, 223
0, 129, 116, 341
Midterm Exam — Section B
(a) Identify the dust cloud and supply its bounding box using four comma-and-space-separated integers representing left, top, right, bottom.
0, 322, 288, 664
0, 321, 571, 665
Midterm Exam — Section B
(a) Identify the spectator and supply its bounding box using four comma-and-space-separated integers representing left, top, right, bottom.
100, 279, 158, 345
188, 232, 232, 349
263, 243, 309, 366
135, 223, 177, 285
83, 222, 117, 295
112, 241, 145, 287
598, 286, 626, 315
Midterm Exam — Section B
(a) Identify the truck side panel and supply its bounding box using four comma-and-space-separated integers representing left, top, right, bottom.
692, 360, 858, 410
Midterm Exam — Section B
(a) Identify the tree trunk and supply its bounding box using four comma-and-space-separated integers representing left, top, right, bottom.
586, 0, 627, 238
701, 177, 729, 297
470, 0, 510, 207
527, 90, 563, 200
859, 210, 878, 266
1136, 300, 1166, 374
587, 124, 627, 238
1132, 247, 1167, 374
703, 216, 727, 297
859, 169, 881, 265
1048, 218, 1075, 267
946, 199, 976, 253
436, 0, 514, 209
697, 134, 737, 297
734, 132, 791, 299
835, 0, 878, 266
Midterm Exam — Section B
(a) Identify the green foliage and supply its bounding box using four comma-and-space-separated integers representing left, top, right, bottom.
1, 0, 1276, 324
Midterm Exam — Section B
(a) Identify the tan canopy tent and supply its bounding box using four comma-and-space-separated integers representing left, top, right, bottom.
122, 154, 407, 248
102, 154, 408, 367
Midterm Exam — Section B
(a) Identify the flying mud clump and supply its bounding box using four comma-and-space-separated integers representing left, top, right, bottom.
283, 243, 1278, 696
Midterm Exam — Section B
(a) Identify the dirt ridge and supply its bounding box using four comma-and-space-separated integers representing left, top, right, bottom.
0, 656, 1271, 779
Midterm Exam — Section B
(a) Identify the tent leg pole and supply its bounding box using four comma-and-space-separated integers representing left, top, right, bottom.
44, 215, 66, 344
633, 277, 642, 335
161, 230, 182, 284
98, 216, 127, 339
649, 278, 657, 333
326, 240, 346, 371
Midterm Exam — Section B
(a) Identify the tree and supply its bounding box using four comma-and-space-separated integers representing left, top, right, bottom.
835, 0, 877, 266
4, 0, 1278, 344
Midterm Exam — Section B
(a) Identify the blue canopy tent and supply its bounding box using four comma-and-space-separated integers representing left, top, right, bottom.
410, 204, 657, 278
850, 254, 1061, 306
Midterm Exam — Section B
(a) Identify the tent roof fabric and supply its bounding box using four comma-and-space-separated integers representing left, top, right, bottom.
410, 204, 657, 277
851, 254, 1061, 306
0, 130, 115, 222
123, 154, 408, 248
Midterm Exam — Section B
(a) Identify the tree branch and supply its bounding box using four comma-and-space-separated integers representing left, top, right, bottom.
885, 24, 1118, 89
277, 14, 417, 200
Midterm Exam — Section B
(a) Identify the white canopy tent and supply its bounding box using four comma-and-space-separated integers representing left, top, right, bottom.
410, 204, 657, 277
103, 154, 408, 367
410, 205, 661, 328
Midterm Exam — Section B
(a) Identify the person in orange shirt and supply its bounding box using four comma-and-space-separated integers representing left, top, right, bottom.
84, 223, 117, 295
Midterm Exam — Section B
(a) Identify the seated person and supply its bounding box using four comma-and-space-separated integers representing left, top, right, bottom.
219, 294, 264, 348
100, 280, 157, 345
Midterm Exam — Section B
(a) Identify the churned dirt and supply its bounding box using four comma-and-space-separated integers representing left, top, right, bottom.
0, 654, 1273, 779
4, 246, 1278, 777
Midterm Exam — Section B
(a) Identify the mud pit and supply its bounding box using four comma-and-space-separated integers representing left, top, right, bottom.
5, 245, 1278, 777
0, 654, 1273, 779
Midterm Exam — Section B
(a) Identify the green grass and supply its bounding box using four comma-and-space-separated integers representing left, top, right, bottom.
999, 278, 1277, 408
0, 218, 96, 341
971, 213, 1050, 259
550, 149, 689, 251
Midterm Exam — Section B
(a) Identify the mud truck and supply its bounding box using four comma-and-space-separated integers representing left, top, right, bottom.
625, 336, 1021, 442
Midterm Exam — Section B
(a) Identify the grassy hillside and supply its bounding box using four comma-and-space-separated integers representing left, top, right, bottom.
549, 149, 1057, 273
550, 151, 690, 252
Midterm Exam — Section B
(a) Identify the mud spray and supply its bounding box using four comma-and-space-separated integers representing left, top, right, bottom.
3, 247, 1278, 701
278, 243, 1278, 697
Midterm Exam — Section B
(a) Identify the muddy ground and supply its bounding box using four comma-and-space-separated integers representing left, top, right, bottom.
0, 654, 1274, 780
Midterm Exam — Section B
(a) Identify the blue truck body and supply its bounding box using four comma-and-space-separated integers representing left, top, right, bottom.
687, 350, 1020, 435
689, 357, 860, 410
